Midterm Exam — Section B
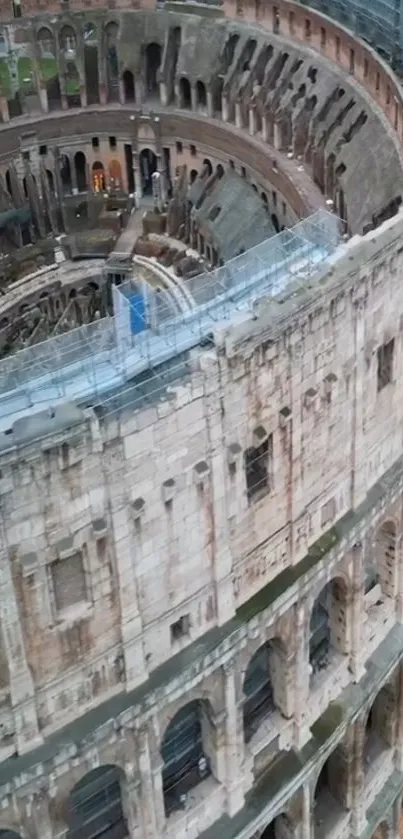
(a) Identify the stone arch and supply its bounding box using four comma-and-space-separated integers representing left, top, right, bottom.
66, 764, 127, 839
242, 641, 274, 743
260, 813, 294, 839
196, 79, 207, 109
109, 159, 122, 190
161, 699, 214, 815
309, 576, 350, 685
37, 26, 55, 57
371, 823, 389, 839
363, 682, 396, 773
59, 24, 76, 53
84, 21, 97, 43
92, 161, 105, 193
179, 76, 191, 109
374, 519, 397, 598
74, 151, 87, 192
145, 42, 161, 97
122, 69, 135, 103
313, 749, 349, 837
60, 155, 72, 194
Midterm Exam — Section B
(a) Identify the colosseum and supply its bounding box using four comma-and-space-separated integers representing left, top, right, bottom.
0, 0, 403, 838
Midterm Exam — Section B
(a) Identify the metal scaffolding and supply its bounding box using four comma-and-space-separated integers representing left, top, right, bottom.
0, 209, 341, 435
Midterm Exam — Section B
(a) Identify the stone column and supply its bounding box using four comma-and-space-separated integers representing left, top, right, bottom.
121, 772, 142, 839
301, 784, 311, 839
191, 84, 197, 111
348, 543, 366, 682
394, 662, 403, 771
235, 101, 242, 128
29, 791, 53, 839
108, 494, 147, 690
138, 723, 165, 839
222, 94, 229, 122
159, 80, 168, 106
350, 721, 367, 836
0, 524, 42, 753
293, 600, 310, 749
0, 96, 9, 122
80, 84, 87, 108
249, 106, 256, 135
223, 661, 244, 816
274, 121, 282, 150
262, 114, 269, 142
38, 84, 48, 113
207, 88, 213, 118
391, 792, 402, 839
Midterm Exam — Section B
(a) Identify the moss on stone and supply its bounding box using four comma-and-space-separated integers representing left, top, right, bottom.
236, 521, 343, 624
0, 60, 11, 98
38, 57, 58, 82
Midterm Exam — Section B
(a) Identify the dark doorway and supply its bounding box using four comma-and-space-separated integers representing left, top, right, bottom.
74, 151, 87, 192
124, 143, 135, 194
60, 155, 72, 194
179, 76, 191, 108
84, 44, 99, 105
139, 148, 157, 195
122, 69, 135, 103
66, 765, 127, 839
145, 42, 161, 96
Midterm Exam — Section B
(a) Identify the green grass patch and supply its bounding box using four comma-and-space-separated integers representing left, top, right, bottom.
38, 57, 58, 82
0, 60, 11, 98
65, 76, 80, 96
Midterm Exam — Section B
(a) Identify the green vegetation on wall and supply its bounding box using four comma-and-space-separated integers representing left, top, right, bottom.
0, 60, 11, 99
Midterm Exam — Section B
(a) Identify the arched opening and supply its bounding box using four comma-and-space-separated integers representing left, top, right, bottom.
261, 191, 268, 208
309, 578, 348, 685
45, 169, 55, 196
203, 158, 212, 177
196, 80, 207, 109
271, 213, 280, 233
371, 822, 389, 839
59, 25, 76, 54
105, 22, 119, 102
145, 42, 161, 97
74, 151, 87, 192
189, 169, 198, 184
216, 164, 224, 179
92, 161, 105, 193
179, 77, 191, 109
139, 148, 157, 195
363, 685, 394, 774
5, 170, 12, 197
66, 765, 127, 839
84, 22, 99, 106
161, 700, 212, 816
37, 26, 55, 57
122, 69, 135, 103
314, 753, 348, 838
243, 642, 275, 743
260, 815, 291, 839
109, 160, 123, 190
60, 155, 72, 194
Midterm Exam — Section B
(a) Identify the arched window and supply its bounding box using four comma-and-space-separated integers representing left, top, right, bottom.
243, 643, 274, 742
37, 26, 55, 57
189, 169, 198, 184
122, 69, 135, 103
363, 684, 394, 773
179, 77, 191, 109
66, 765, 127, 839
145, 42, 161, 96
314, 754, 348, 837
60, 155, 72, 194
309, 577, 348, 684
161, 700, 212, 815
202, 158, 212, 177
196, 80, 207, 109
59, 25, 76, 54
74, 151, 87, 192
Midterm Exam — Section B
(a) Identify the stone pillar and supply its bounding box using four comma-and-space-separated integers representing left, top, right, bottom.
0, 524, 42, 753
223, 661, 244, 816
293, 601, 310, 749
391, 793, 402, 839
0, 96, 9, 122
121, 773, 142, 839
118, 77, 125, 105
249, 106, 256, 135
137, 725, 162, 839
301, 784, 311, 839
235, 101, 242, 128
350, 722, 367, 836
159, 80, 168, 106
271, 644, 294, 718
133, 150, 141, 202
38, 85, 48, 113
207, 88, 213, 117
203, 353, 235, 625
80, 84, 87, 108
29, 792, 53, 839
262, 114, 269, 142
222, 94, 229, 122
274, 121, 282, 150
349, 543, 366, 682
108, 495, 147, 689
191, 84, 197, 111
395, 662, 403, 771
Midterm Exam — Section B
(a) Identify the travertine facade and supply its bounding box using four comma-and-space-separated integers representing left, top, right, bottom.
0, 2, 402, 839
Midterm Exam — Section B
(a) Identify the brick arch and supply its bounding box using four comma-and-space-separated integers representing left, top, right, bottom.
156, 677, 224, 744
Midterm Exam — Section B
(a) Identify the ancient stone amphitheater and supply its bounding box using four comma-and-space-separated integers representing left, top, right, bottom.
0, 1, 403, 839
